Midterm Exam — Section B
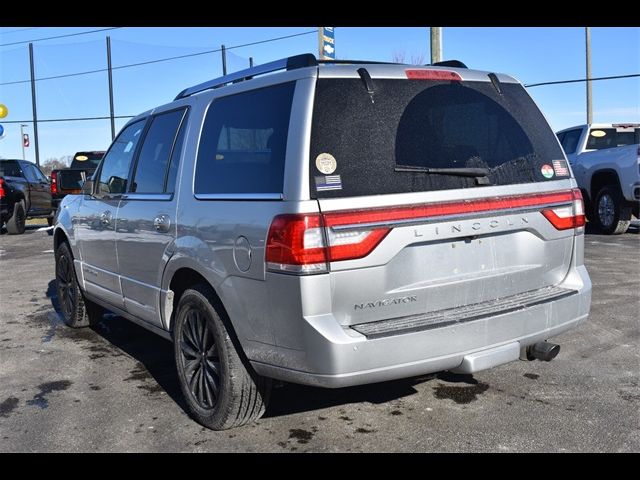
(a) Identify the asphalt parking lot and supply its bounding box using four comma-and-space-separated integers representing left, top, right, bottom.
0, 222, 638, 452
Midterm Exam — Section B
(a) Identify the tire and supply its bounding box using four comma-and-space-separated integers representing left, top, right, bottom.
592, 186, 632, 235
47, 216, 54, 227
6, 201, 26, 235
173, 284, 271, 430
55, 242, 104, 328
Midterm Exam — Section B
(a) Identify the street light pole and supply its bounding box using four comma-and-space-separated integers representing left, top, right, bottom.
585, 27, 593, 124
20, 124, 27, 160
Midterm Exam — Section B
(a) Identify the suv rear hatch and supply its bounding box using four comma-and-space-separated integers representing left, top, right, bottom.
288, 68, 583, 330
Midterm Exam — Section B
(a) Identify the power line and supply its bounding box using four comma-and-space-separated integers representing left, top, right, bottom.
0, 27, 39, 35
0, 115, 135, 124
525, 73, 640, 88
0, 27, 122, 48
0, 29, 316, 86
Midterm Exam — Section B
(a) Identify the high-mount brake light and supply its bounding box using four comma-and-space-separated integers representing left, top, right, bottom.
405, 69, 462, 81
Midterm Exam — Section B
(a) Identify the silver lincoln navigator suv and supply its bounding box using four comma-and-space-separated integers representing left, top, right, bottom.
53, 54, 592, 430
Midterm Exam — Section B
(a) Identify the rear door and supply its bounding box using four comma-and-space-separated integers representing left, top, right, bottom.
309, 71, 580, 327
116, 107, 188, 326
20, 161, 50, 214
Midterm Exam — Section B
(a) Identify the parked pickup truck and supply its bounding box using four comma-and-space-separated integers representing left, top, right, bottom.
556, 123, 639, 234
0, 159, 54, 234
51, 151, 105, 211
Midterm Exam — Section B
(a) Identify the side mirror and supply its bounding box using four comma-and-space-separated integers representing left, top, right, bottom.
82, 179, 94, 195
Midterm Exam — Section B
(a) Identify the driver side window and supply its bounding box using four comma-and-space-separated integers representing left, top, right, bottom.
97, 120, 146, 195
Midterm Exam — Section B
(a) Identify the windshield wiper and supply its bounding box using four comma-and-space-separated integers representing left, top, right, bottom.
395, 166, 490, 177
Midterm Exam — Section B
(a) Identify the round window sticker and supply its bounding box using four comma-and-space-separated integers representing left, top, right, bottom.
315, 153, 337, 175
590, 130, 606, 138
75, 155, 88, 161
541, 164, 555, 179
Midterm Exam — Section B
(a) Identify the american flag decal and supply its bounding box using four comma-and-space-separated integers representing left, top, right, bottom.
552, 159, 569, 176
315, 174, 342, 191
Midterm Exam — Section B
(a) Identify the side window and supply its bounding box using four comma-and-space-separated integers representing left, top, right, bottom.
21, 163, 38, 183
556, 132, 566, 145
97, 120, 145, 195
560, 129, 582, 155
33, 165, 48, 182
131, 108, 187, 194
194, 82, 295, 195
166, 112, 188, 194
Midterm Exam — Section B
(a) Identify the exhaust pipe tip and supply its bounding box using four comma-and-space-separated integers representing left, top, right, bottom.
527, 341, 560, 362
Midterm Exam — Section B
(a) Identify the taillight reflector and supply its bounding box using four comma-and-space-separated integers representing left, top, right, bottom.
406, 69, 462, 81
541, 188, 585, 230
50, 171, 58, 195
0, 178, 5, 199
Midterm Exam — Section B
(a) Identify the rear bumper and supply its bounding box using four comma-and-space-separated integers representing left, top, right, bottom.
250, 265, 591, 388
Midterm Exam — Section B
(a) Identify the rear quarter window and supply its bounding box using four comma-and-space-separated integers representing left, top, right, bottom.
194, 82, 295, 195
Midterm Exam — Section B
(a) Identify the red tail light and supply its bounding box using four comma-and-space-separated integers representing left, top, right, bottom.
50, 171, 58, 195
0, 178, 5, 199
406, 69, 462, 81
266, 189, 584, 274
541, 188, 585, 230
266, 214, 390, 274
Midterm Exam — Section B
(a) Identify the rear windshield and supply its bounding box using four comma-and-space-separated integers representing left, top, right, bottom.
586, 127, 640, 150
0, 160, 22, 177
310, 78, 567, 198
58, 170, 85, 190
70, 152, 104, 170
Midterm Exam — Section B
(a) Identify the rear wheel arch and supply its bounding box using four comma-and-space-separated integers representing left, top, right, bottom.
167, 268, 236, 341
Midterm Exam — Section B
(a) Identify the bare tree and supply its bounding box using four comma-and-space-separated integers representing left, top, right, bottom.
40, 157, 70, 176
391, 50, 426, 65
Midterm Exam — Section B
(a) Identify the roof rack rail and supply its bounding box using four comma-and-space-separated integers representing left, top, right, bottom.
318, 59, 403, 65
431, 60, 468, 69
174, 53, 318, 100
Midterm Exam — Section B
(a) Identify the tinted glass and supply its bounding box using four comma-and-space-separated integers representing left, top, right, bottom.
166, 111, 188, 194
310, 79, 567, 198
21, 163, 38, 182
561, 129, 582, 154
33, 165, 48, 182
0, 160, 22, 177
195, 82, 295, 195
132, 109, 186, 193
70, 151, 104, 170
586, 128, 640, 150
97, 120, 145, 195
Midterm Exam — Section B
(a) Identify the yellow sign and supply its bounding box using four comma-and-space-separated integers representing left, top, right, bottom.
75, 155, 89, 161
590, 130, 606, 138
0, 104, 8, 119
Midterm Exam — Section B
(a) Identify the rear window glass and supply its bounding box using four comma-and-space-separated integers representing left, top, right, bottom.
70, 152, 104, 170
194, 82, 295, 195
586, 128, 640, 150
310, 78, 567, 198
0, 160, 22, 177
59, 170, 85, 190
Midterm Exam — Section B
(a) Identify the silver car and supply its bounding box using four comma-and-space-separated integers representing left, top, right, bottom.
54, 54, 591, 430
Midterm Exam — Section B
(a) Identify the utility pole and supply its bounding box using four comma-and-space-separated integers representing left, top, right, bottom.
585, 27, 593, 124
20, 124, 28, 160
430, 27, 442, 64
106, 36, 116, 141
221, 44, 227, 75
28, 43, 40, 167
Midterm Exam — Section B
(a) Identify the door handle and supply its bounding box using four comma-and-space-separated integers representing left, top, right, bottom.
153, 214, 170, 233
100, 211, 111, 226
